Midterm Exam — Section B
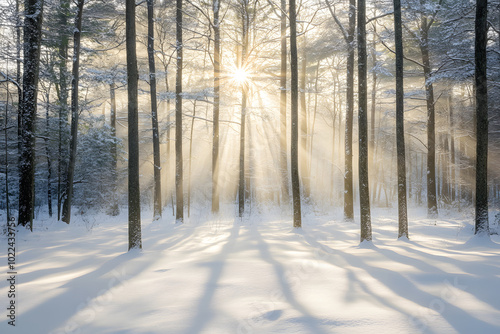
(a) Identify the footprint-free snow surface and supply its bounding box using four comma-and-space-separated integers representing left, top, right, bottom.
1, 208, 500, 334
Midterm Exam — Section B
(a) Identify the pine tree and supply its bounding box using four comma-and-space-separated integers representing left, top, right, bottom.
18, 0, 45, 229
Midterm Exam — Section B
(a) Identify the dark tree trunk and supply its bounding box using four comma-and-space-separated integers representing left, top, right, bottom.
238, 3, 249, 217
16, 0, 22, 160
5, 82, 11, 221
126, 0, 142, 249
344, 0, 356, 221
109, 82, 119, 216
147, 0, 162, 219
212, 0, 221, 213
357, 0, 371, 241
175, 0, 184, 222
57, 0, 70, 221
419, 16, 438, 218
44, 88, 53, 217
280, 0, 289, 205
394, 0, 408, 239
18, 0, 44, 229
289, 0, 301, 227
62, 0, 84, 224
474, 0, 489, 235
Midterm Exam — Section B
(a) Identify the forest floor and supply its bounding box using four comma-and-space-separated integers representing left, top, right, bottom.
1, 205, 500, 334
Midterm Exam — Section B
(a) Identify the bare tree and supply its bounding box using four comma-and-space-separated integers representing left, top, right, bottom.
147, 0, 162, 220
61, 0, 85, 224
175, 0, 184, 223
290, 0, 301, 227
358, 0, 371, 241
212, 0, 221, 213
394, 0, 408, 239
280, 0, 289, 205
126, 0, 142, 249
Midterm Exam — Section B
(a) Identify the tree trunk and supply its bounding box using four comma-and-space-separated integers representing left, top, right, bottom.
419, 16, 438, 218
280, 0, 289, 205
344, 0, 356, 221
358, 0, 371, 241
126, 0, 142, 249
147, 0, 162, 219
4, 81, 11, 221
18, 0, 44, 229
44, 88, 53, 217
289, 0, 301, 227
57, 0, 70, 221
212, 0, 221, 213
175, 0, 184, 223
62, 0, 84, 224
238, 3, 249, 217
474, 0, 489, 235
394, 0, 408, 239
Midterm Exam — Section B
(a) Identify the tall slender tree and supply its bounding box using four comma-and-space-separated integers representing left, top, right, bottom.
212, 0, 221, 213
18, 0, 45, 229
474, 0, 489, 235
324, 0, 355, 221
290, 0, 301, 228
280, 0, 289, 205
61, 0, 85, 224
394, 0, 408, 239
418, 1, 440, 218
175, 0, 184, 222
57, 0, 70, 221
358, 0, 371, 241
147, 0, 162, 219
126, 0, 142, 249
238, 0, 249, 218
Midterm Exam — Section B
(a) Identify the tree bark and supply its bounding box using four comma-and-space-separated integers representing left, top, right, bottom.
175, 0, 184, 222
212, 0, 221, 213
62, 0, 85, 224
126, 0, 142, 249
358, 0, 371, 241
280, 0, 289, 205
289, 0, 301, 227
344, 0, 356, 221
394, 0, 408, 239
419, 15, 438, 218
147, 0, 162, 219
18, 0, 44, 229
474, 0, 489, 235
57, 0, 70, 221
238, 1, 249, 217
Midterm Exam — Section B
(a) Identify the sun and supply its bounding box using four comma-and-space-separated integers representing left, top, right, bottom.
231, 67, 249, 85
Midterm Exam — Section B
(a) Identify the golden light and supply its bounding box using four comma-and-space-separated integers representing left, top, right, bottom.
231, 67, 249, 86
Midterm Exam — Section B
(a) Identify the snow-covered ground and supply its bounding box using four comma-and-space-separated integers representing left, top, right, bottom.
1, 206, 500, 334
